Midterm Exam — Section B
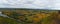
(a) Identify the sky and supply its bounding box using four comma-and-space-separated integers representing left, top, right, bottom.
0, 0, 60, 10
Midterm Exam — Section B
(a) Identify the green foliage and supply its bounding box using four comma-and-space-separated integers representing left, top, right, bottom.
41, 16, 54, 24
0, 16, 19, 24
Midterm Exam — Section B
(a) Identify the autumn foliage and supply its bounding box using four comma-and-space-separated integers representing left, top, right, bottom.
1, 10, 59, 24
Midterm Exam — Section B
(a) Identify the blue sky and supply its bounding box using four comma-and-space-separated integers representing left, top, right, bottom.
0, 0, 59, 10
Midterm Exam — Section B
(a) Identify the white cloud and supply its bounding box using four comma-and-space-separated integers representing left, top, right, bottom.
0, 0, 58, 10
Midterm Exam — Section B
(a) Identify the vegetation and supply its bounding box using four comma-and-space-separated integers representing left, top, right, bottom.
0, 16, 19, 24
0, 9, 59, 24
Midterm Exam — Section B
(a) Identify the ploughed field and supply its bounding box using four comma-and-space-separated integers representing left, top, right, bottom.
0, 9, 60, 24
